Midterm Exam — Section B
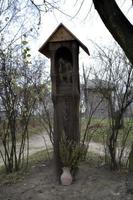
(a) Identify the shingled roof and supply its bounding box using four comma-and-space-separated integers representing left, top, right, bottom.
39, 23, 90, 58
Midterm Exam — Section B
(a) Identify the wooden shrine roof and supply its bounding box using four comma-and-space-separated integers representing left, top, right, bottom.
39, 23, 90, 58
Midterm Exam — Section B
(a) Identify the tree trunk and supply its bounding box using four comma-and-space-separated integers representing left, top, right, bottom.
129, 143, 133, 172
93, 0, 133, 64
108, 130, 118, 170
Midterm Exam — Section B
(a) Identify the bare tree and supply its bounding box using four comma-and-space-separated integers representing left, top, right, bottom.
0, 0, 57, 172
0, 38, 40, 172
0, 0, 59, 34
80, 65, 108, 160
92, 43, 133, 170
34, 75, 54, 145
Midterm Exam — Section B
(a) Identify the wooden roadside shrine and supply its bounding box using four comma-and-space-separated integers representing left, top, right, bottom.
39, 23, 90, 178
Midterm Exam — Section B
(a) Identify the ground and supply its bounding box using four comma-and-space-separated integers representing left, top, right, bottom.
0, 159, 133, 200
0, 132, 132, 200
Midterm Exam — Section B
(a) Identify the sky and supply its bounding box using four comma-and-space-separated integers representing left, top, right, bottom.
32, 0, 133, 74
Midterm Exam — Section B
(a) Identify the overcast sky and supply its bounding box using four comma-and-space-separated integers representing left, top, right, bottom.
33, 0, 133, 74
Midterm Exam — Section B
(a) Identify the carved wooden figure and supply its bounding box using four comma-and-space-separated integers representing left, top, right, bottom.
39, 23, 89, 178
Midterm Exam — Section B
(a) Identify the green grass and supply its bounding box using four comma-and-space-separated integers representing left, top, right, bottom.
28, 148, 53, 167
80, 117, 108, 143
81, 117, 133, 145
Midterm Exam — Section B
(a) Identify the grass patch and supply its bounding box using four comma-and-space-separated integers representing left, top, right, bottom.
85, 151, 105, 167
28, 148, 53, 167
81, 117, 133, 145
0, 148, 53, 185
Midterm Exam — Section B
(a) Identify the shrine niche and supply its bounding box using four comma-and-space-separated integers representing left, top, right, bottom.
55, 47, 73, 86
39, 23, 90, 178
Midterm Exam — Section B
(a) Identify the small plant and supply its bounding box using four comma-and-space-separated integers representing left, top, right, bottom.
59, 132, 87, 174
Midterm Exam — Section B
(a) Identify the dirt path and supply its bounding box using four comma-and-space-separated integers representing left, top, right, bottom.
0, 133, 105, 166
28, 132, 105, 156
0, 133, 52, 166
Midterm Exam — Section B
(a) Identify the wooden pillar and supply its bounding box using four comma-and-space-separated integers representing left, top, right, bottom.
49, 41, 80, 177
39, 23, 90, 180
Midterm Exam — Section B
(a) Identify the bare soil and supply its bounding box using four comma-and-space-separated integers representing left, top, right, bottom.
0, 159, 132, 200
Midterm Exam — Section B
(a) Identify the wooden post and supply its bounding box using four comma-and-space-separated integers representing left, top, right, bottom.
39, 23, 89, 179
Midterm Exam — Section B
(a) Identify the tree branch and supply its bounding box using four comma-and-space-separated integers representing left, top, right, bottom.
93, 0, 133, 64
